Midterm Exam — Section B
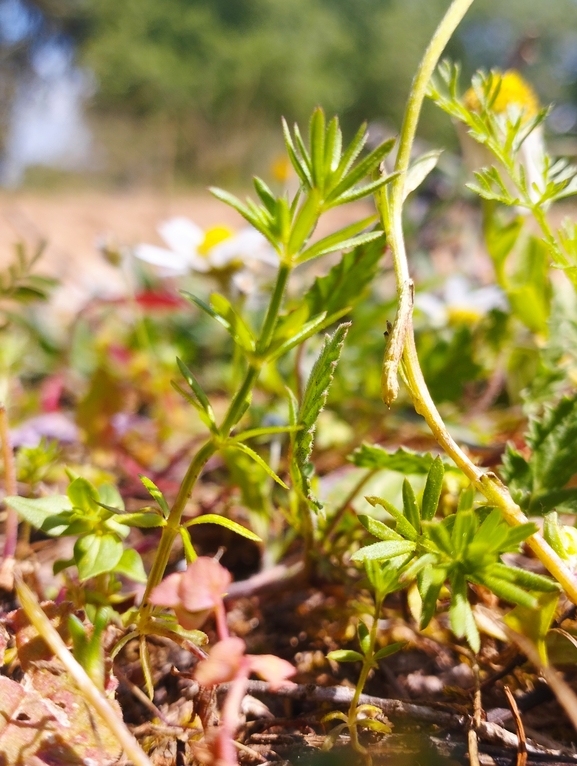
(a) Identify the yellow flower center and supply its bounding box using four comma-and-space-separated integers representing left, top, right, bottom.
464, 70, 540, 121
197, 225, 234, 256
447, 306, 483, 326
271, 155, 292, 184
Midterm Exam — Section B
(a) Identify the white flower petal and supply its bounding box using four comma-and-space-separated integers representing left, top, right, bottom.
210, 227, 278, 268
444, 275, 471, 304
466, 285, 508, 313
415, 293, 447, 326
133, 243, 190, 274
518, 126, 546, 202
158, 217, 204, 258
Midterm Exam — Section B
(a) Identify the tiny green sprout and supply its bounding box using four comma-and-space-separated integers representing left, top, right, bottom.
68, 608, 111, 690
326, 560, 403, 756
353, 460, 559, 652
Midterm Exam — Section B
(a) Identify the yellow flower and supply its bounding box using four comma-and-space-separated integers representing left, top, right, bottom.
459, 69, 545, 205
464, 70, 540, 121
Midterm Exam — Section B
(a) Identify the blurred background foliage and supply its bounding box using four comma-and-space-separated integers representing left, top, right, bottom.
0, 0, 576, 187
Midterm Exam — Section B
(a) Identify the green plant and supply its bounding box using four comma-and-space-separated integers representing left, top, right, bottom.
326, 561, 403, 758
353, 459, 559, 652
5, 0, 577, 762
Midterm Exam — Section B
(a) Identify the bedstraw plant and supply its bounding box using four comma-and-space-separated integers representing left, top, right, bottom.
5, 0, 577, 762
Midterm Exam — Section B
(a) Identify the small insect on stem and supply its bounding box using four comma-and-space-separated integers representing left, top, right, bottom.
381, 279, 414, 407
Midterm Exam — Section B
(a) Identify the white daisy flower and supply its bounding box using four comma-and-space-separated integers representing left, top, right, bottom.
415, 274, 508, 328
133, 217, 278, 277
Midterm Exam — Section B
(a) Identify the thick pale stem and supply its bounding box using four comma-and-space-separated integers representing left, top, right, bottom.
16, 578, 153, 766
378, 0, 577, 605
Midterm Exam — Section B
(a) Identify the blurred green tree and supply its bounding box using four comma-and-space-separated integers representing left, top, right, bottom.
1, 0, 576, 185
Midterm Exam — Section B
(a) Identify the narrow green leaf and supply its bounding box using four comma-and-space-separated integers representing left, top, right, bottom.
209, 187, 255, 225
327, 649, 364, 663
324, 116, 342, 175
424, 519, 453, 555
287, 189, 321, 255
328, 172, 399, 206
374, 642, 405, 661
330, 122, 368, 187
490, 562, 560, 593
351, 444, 457, 474
186, 513, 262, 542
282, 118, 312, 187
418, 566, 446, 629
365, 496, 418, 542
253, 177, 277, 214
403, 150, 442, 200
357, 514, 404, 542
457, 485, 475, 513
267, 309, 351, 362
139, 475, 170, 518
358, 621, 370, 655
116, 511, 165, 528
309, 107, 326, 189
351, 540, 416, 562
293, 122, 313, 175
176, 358, 216, 424
402, 479, 420, 531
421, 457, 444, 522
451, 509, 476, 557
304, 237, 384, 318
399, 553, 437, 583
230, 425, 301, 443
476, 574, 538, 609
449, 572, 479, 653
171, 381, 219, 432
543, 512, 567, 559
326, 138, 396, 203
229, 441, 289, 489
211, 293, 256, 352
357, 719, 392, 735
179, 527, 197, 564
296, 216, 380, 263
292, 324, 350, 509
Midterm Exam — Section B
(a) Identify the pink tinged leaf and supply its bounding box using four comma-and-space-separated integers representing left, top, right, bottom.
149, 572, 183, 608
195, 637, 247, 687
174, 605, 212, 631
248, 654, 297, 690
179, 556, 232, 613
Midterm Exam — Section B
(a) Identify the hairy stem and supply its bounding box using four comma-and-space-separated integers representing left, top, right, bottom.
377, 0, 577, 603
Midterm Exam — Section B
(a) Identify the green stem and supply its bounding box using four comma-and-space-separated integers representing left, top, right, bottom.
376, 0, 577, 605
140, 262, 293, 609
348, 594, 384, 757
257, 262, 292, 353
